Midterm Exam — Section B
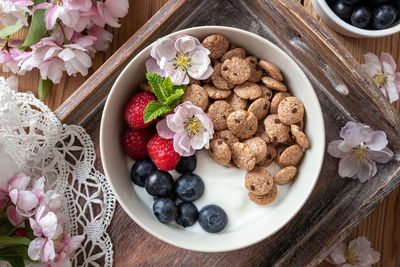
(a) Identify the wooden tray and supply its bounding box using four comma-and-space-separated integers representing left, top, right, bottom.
55, 0, 400, 265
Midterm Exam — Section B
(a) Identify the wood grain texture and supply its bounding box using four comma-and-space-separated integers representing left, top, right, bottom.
3, 0, 400, 266
54, 0, 400, 266
301, 1, 400, 267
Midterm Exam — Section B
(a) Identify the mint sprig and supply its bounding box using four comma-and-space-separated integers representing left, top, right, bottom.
143, 73, 187, 123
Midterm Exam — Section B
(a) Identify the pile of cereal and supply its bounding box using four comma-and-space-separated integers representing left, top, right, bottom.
138, 33, 310, 206
185, 34, 309, 205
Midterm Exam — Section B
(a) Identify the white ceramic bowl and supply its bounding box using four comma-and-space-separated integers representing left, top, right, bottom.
100, 26, 325, 252
312, 0, 400, 38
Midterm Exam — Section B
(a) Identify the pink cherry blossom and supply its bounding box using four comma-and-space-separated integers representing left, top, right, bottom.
326, 236, 380, 266
88, 25, 113, 52
33, 0, 80, 30
8, 175, 40, 216
28, 237, 56, 262
157, 101, 214, 156
29, 205, 62, 239
362, 52, 400, 103
17, 38, 65, 83
0, 48, 26, 74
58, 36, 95, 77
96, 0, 128, 28
328, 121, 393, 183
50, 233, 85, 266
146, 35, 213, 85
6, 205, 25, 227
0, 0, 33, 26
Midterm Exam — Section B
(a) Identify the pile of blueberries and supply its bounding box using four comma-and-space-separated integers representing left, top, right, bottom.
130, 155, 228, 233
327, 0, 400, 30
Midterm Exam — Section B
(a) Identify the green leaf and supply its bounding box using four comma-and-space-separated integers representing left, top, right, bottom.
0, 247, 26, 267
0, 20, 24, 39
165, 89, 184, 108
173, 84, 187, 92
146, 72, 167, 102
0, 236, 31, 247
162, 77, 174, 96
143, 100, 171, 123
37, 77, 51, 101
19, 0, 47, 49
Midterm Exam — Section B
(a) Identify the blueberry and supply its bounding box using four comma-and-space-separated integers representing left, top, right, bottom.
198, 205, 228, 233
130, 158, 157, 187
153, 198, 177, 224
176, 202, 198, 227
342, 0, 360, 5
145, 170, 174, 197
333, 1, 354, 21
351, 6, 372, 28
175, 155, 197, 174
154, 190, 177, 202
372, 4, 397, 29
174, 173, 204, 202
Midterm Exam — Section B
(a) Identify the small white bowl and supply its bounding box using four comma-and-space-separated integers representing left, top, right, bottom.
100, 26, 325, 252
312, 0, 400, 38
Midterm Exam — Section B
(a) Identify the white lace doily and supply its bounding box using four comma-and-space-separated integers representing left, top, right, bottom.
0, 77, 116, 267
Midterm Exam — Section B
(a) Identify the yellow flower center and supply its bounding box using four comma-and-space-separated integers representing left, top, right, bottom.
345, 248, 357, 265
373, 73, 387, 88
174, 53, 191, 72
351, 143, 368, 164
183, 116, 203, 137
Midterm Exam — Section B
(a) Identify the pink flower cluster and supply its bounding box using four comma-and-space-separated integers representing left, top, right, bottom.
0, 0, 128, 84
0, 174, 84, 266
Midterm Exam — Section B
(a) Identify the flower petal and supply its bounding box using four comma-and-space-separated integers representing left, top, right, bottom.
365, 130, 388, 151
325, 242, 347, 265
39, 211, 59, 239
356, 160, 376, 183
145, 57, 165, 77
8, 175, 30, 191
28, 237, 46, 261
327, 140, 349, 158
338, 155, 359, 178
42, 239, 56, 262
368, 147, 393, 163
17, 190, 38, 212
383, 79, 399, 103
7, 205, 25, 227
380, 52, 396, 72
156, 119, 175, 139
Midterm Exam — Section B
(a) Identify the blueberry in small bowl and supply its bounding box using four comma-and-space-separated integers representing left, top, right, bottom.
312, 0, 400, 37
174, 173, 204, 202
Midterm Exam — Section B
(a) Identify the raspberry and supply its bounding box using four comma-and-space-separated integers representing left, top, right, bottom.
124, 92, 156, 129
147, 134, 181, 171
122, 127, 155, 160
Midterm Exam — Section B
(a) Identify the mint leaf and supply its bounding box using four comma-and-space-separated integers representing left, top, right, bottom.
0, 20, 23, 39
146, 72, 167, 102
162, 77, 174, 96
19, 0, 47, 49
38, 77, 51, 100
173, 84, 187, 92
143, 100, 171, 123
165, 89, 184, 108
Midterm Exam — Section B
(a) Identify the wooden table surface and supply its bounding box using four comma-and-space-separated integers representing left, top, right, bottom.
5, 0, 399, 266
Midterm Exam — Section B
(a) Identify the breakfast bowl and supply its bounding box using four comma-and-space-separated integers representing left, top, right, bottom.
100, 26, 325, 252
312, 0, 400, 38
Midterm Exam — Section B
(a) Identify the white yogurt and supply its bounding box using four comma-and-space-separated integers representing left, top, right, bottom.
127, 149, 290, 233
